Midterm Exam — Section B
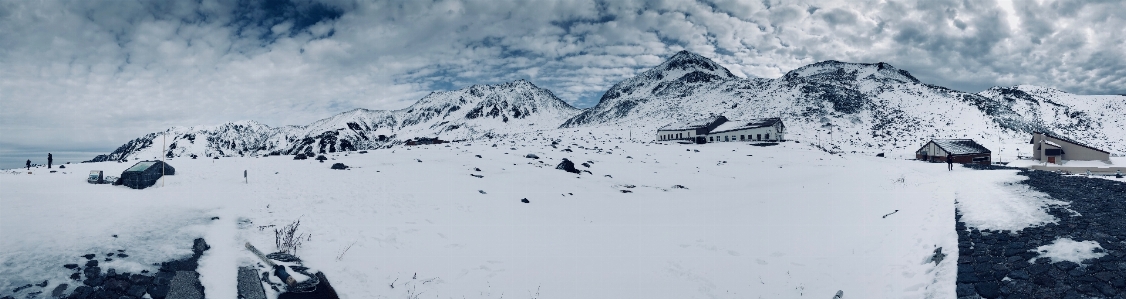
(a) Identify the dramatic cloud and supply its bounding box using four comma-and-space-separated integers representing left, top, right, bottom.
1, 0, 1123, 161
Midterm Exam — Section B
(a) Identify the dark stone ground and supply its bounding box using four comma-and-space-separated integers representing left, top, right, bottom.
2, 238, 209, 299
957, 165, 1126, 299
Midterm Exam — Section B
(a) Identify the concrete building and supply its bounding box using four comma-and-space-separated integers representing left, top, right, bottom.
657, 116, 727, 142
705, 118, 785, 143
1029, 132, 1110, 163
915, 139, 992, 165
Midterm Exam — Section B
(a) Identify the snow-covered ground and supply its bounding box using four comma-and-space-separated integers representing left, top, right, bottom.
1, 129, 1071, 299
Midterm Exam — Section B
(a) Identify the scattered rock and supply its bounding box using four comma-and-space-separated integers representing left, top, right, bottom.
330, 163, 349, 170
521, 198, 530, 203
622, 184, 635, 188
478, 190, 487, 194
315, 155, 327, 162
525, 153, 539, 159
82, 254, 96, 260
11, 284, 32, 293
293, 154, 307, 160
581, 162, 590, 168
672, 185, 687, 189
51, 284, 68, 297
85, 260, 98, 267
36, 280, 48, 287
475, 155, 482, 158
470, 174, 483, 178
619, 190, 632, 193
876, 153, 885, 157
556, 159, 580, 174
64, 264, 79, 270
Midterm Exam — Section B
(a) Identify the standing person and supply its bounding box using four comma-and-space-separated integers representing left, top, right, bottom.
26, 159, 31, 170
947, 154, 953, 171
47, 153, 53, 169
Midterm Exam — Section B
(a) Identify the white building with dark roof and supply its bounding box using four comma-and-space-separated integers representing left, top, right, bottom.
657, 116, 785, 143
1030, 132, 1110, 163
657, 116, 727, 142
915, 139, 992, 165
704, 117, 785, 143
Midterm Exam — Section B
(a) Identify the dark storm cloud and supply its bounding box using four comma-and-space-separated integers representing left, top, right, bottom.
1, 0, 1123, 160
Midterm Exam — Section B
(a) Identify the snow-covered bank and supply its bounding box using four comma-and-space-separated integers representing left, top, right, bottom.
3, 130, 1068, 298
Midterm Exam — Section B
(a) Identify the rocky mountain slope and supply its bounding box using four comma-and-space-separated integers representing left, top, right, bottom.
89, 80, 579, 161
562, 51, 1126, 155
90, 52, 1124, 162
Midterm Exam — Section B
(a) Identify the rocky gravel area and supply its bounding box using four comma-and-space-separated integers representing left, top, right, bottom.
2, 239, 209, 299
957, 165, 1126, 298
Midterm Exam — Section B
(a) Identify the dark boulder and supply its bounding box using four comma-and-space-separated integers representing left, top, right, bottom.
556, 159, 580, 174
330, 163, 348, 170
293, 154, 307, 160
521, 198, 529, 203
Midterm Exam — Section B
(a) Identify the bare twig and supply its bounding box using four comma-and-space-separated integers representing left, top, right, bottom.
336, 241, 357, 261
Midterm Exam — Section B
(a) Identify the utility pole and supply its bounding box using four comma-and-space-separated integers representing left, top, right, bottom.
162, 133, 166, 187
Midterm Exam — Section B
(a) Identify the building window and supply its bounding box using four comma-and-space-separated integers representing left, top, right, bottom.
709, 137, 713, 141
740, 135, 744, 140
756, 134, 761, 140
765, 133, 770, 140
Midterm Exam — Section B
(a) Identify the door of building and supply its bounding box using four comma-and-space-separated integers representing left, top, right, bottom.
1048, 156, 1056, 163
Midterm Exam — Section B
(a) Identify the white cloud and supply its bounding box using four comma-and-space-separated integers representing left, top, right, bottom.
0, 0, 1123, 160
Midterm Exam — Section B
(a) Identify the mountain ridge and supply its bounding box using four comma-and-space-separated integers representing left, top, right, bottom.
89, 52, 1125, 162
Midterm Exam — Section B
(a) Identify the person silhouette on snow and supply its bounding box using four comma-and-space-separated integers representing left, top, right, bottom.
47, 153, 53, 169
26, 159, 31, 170
947, 154, 953, 171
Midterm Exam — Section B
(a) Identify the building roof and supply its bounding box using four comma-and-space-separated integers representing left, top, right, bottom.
710, 118, 783, 134
1030, 131, 1109, 154
658, 116, 726, 131
919, 139, 991, 155
1043, 140, 1061, 148
125, 161, 158, 172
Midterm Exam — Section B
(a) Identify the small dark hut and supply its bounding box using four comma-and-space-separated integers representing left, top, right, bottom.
915, 139, 992, 165
121, 160, 176, 189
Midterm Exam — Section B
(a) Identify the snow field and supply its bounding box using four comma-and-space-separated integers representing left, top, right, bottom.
2, 129, 1066, 299
950, 170, 1067, 232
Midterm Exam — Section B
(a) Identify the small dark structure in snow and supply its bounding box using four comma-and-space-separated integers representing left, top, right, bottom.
316, 155, 327, 162
87, 170, 104, 184
120, 161, 175, 189
556, 158, 580, 174
915, 139, 991, 165
330, 163, 348, 170
293, 153, 307, 160
406, 137, 445, 146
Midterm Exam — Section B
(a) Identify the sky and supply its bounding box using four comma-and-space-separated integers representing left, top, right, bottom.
1, 0, 1124, 166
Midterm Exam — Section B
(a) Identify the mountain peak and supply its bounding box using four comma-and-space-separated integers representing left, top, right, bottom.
653, 51, 735, 78
784, 60, 919, 84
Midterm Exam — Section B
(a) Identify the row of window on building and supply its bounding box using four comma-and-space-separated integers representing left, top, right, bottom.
659, 133, 772, 142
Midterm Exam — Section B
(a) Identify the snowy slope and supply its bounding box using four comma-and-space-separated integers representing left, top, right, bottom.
5, 129, 993, 299
90, 52, 1125, 162
89, 80, 580, 161
559, 52, 1126, 158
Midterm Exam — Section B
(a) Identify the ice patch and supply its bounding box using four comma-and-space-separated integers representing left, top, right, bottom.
1032, 238, 1106, 264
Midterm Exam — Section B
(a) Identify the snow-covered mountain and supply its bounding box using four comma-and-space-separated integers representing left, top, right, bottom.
89, 80, 580, 161
90, 51, 1125, 162
561, 51, 1126, 155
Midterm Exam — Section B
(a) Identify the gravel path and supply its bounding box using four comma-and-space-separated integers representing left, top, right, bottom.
957, 165, 1126, 298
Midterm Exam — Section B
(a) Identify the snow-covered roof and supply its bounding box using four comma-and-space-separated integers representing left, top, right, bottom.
659, 116, 726, 131
710, 118, 783, 134
1043, 140, 1062, 148
924, 139, 991, 155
